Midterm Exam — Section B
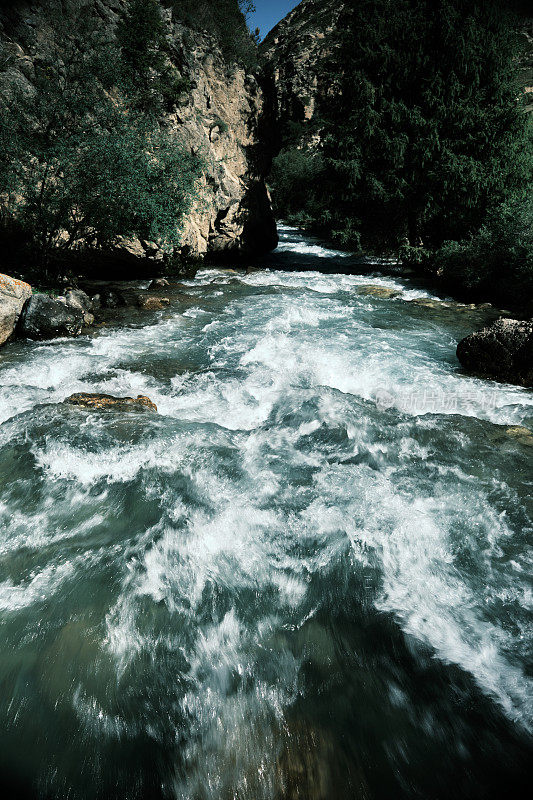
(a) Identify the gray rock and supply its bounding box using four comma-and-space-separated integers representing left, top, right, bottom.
456, 318, 533, 387
64, 289, 93, 313
64, 289, 95, 325
0, 273, 32, 345
149, 278, 170, 290
17, 293, 84, 340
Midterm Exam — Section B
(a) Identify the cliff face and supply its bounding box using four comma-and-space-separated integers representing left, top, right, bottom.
261, 0, 346, 149
0, 0, 277, 263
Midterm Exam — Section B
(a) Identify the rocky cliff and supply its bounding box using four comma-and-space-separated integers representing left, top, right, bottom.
260, 0, 345, 150
0, 0, 277, 265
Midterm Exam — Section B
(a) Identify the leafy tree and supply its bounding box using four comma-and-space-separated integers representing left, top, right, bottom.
269, 148, 328, 229
433, 192, 533, 309
0, 5, 202, 269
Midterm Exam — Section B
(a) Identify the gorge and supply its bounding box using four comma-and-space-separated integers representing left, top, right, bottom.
0, 2, 532, 800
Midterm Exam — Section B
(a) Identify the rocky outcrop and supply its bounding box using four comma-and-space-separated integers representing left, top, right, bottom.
0, 273, 32, 345
357, 285, 400, 299
456, 318, 533, 387
0, 0, 277, 263
261, 0, 345, 148
17, 293, 84, 339
65, 393, 157, 412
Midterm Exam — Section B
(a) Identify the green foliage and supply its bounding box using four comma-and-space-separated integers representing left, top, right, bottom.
167, 0, 258, 69
117, 0, 191, 113
271, 0, 532, 267
433, 193, 533, 307
269, 148, 327, 221
116, 0, 167, 79
0, 4, 202, 268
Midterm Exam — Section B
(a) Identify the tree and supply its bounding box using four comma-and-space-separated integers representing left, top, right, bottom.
0, 5, 202, 269
272, 0, 532, 255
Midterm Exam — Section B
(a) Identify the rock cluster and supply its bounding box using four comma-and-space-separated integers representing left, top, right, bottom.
456, 318, 533, 387
16, 288, 97, 340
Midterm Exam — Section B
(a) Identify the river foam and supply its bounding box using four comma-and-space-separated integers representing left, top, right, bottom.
0, 230, 531, 798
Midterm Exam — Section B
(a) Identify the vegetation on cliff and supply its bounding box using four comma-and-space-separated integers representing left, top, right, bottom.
168, 1, 259, 68
0, 0, 259, 276
267, 0, 532, 308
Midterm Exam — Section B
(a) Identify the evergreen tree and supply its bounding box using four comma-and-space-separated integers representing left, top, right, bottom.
272, 0, 532, 255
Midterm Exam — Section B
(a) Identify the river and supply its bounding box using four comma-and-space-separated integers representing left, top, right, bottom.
0, 225, 532, 799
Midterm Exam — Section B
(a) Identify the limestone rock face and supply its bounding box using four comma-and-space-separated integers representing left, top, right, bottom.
456, 318, 533, 387
0, 0, 277, 262
17, 293, 84, 339
261, 0, 346, 149
0, 273, 32, 345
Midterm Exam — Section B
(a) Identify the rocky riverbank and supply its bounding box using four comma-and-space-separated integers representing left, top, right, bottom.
2, 262, 532, 390
0, 271, 206, 346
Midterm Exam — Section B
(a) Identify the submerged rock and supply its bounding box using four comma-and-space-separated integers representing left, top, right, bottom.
65, 393, 158, 412
456, 318, 533, 387
357, 285, 400, 299
17, 293, 84, 339
505, 426, 533, 447
0, 273, 32, 345
137, 296, 170, 311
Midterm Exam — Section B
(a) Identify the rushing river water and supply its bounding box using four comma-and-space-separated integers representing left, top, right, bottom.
0, 226, 532, 799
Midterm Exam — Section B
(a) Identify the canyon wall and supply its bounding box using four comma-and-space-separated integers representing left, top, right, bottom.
0, 0, 277, 263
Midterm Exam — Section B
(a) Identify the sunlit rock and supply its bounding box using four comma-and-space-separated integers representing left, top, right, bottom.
65, 393, 158, 412
137, 296, 170, 311
357, 285, 400, 299
0, 273, 32, 345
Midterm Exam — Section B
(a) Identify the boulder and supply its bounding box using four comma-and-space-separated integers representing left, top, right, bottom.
64, 289, 95, 325
65, 393, 157, 412
456, 318, 533, 387
17, 293, 84, 339
149, 278, 170, 290
0, 273, 32, 345
357, 285, 400, 299
137, 296, 170, 311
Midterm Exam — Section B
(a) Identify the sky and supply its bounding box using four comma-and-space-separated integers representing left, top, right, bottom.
247, 1, 301, 40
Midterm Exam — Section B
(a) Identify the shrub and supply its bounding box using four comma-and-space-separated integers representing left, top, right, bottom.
433, 194, 533, 306
0, 6, 202, 270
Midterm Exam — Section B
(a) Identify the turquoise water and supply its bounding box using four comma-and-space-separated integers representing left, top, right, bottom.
0, 226, 532, 799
